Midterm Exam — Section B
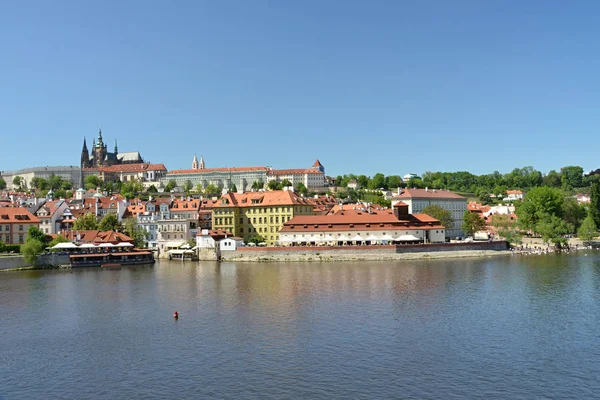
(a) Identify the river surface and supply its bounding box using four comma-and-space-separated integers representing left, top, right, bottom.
2, 253, 600, 399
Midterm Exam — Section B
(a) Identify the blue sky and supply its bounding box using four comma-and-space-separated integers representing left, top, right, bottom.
1, 1, 599, 178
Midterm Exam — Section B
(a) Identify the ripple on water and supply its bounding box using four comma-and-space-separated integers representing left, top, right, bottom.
1, 255, 600, 399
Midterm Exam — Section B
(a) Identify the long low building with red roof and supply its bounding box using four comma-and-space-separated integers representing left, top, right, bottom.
279, 202, 446, 245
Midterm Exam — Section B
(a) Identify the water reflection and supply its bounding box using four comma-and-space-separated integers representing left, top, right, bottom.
2, 253, 600, 399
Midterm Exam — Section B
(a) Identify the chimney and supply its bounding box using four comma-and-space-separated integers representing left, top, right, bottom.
425, 187, 428, 192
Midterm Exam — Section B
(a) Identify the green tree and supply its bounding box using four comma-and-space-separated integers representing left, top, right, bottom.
368, 173, 386, 190
516, 187, 564, 232
577, 215, 597, 243
542, 170, 562, 188
590, 183, 600, 228
357, 175, 369, 189
12, 176, 24, 190
31, 177, 49, 190
0, 177, 6, 190
48, 174, 64, 191
123, 218, 148, 248
73, 213, 99, 230
251, 180, 264, 190
147, 185, 158, 193
98, 213, 122, 232
230, 184, 238, 193
247, 235, 265, 244
385, 175, 402, 189
204, 183, 221, 196
560, 166, 584, 189
462, 211, 487, 237
421, 205, 454, 231
267, 180, 282, 190
491, 214, 522, 244
563, 197, 586, 233
48, 235, 69, 248
536, 215, 572, 247
295, 182, 308, 196
21, 237, 45, 265
164, 180, 177, 193
27, 226, 49, 244
85, 175, 102, 190
281, 179, 292, 188
183, 180, 193, 195
478, 191, 492, 205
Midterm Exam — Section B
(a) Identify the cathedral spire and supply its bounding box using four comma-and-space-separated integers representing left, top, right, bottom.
114, 138, 118, 154
192, 154, 198, 169
199, 155, 205, 169
97, 128, 103, 145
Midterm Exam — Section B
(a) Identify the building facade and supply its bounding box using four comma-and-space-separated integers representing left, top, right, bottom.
279, 204, 446, 246
266, 160, 326, 191
211, 189, 316, 246
0, 208, 40, 244
80, 129, 143, 168
1, 166, 93, 191
394, 188, 467, 238
164, 156, 269, 192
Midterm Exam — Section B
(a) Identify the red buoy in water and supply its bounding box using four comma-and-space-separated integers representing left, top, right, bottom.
173, 311, 179, 319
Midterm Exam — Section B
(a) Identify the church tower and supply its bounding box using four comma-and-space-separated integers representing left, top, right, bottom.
94, 128, 107, 166
114, 139, 118, 155
81, 138, 90, 169
192, 154, 199, 169
199, 155, 205, 169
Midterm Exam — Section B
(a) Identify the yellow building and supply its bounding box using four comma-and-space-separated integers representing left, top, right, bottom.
212, 189, 316, 245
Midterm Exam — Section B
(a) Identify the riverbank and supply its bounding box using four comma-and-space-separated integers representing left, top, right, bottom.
218, 242, 510, 262
224, 249, 512, 262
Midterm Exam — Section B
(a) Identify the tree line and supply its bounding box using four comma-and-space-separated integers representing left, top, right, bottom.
336, 166, 599, 195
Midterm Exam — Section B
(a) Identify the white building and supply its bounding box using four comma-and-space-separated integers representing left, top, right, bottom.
394, 188, 467, 238
1, 166, 91, 191
279, 203, 446, 245
34, 199, 69, 235
266, 160, 326, 191
503, 190, 524, 202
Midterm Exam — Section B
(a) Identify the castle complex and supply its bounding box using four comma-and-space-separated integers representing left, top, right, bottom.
80, 129, 143, 168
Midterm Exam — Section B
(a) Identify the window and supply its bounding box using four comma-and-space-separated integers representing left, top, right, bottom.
19, 225, 23, 231
19, 235, 24, 243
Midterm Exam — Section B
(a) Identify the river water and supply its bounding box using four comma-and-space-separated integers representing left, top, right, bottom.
1, 253, 600, 399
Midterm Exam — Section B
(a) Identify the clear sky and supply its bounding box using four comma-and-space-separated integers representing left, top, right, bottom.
1, 1, 599, 178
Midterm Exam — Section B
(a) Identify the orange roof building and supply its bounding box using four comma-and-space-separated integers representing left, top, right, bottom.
0, 208, 41, 245
211, 189, 317, 246
279, 201, 446, 245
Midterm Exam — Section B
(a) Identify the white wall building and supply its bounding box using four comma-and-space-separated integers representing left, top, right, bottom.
34, 199, 69, 235
394, 188, 467, 238
266, 160, 326, 191
503, 190, 524, 202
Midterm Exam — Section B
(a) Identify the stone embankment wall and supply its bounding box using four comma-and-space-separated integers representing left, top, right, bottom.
0, 254, 71, 270
218, 241, 509, 262
0, 256, 29, 270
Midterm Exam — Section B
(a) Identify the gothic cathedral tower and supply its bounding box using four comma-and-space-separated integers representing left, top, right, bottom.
81, 138, 90, 168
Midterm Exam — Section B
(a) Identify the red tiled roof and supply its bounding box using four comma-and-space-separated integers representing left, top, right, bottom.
267, 169, 323, 175
506, 190, 523, 195
312, 159, 323, 168
168, 166, 268, 175
0, 208, 40, 223
397, 188, 465, 200
98, 163, 167, 173
281, 213, 444, 233
214, 190, 314, 208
